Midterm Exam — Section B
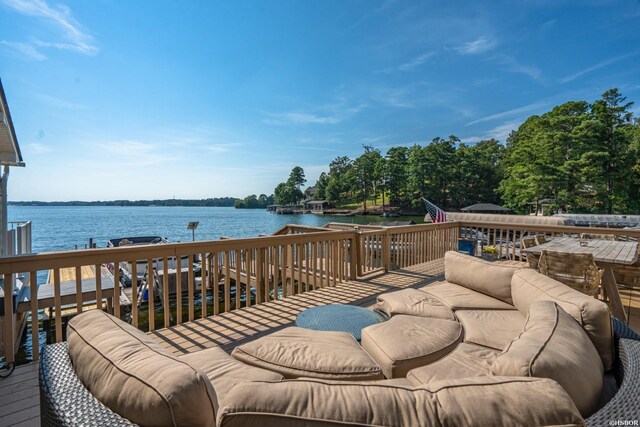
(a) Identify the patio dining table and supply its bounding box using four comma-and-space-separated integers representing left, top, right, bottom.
524, 237, 638, 322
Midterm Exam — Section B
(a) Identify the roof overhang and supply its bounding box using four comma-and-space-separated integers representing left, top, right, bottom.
0, 79, 25, 168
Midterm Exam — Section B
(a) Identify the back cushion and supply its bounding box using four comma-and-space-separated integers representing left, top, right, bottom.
491, 301, 603, 417
217, 377, 584, 427
511, 268, 614, 370
67, 310, 217, 427
444, 251, 522, 304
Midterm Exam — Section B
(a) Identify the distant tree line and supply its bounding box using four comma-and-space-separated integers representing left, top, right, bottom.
9, 198, 238, 207
308, 88, 640, 215
234, 194, 275, 209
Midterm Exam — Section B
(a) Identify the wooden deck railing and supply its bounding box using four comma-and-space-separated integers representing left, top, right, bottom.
0, 229, 358, 364
459, 221, 640, 261
4, 219, 637, 365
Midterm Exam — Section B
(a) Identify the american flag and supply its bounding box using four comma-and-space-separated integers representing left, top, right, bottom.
423, 198, 447, 223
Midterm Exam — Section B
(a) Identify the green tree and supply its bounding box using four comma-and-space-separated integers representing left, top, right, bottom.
314, 172, 329, 200
385, 147, 409, 206
422, 137, 457, 209
579, 89, 635, 213
325, 156, 353, 203
352, 146, 382, 209
288, 166, 307, 189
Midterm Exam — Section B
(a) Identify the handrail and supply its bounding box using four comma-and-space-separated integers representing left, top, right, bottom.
458, 221, 640, 238
0, 230, 356, 274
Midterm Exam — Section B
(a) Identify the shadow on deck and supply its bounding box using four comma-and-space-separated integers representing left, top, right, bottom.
151, 258, 448, 354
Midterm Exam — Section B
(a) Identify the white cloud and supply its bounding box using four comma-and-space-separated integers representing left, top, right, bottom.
264, 99, 367, 126
496, 55, 541, 80
466, 101, 547, 126
398, 51, 436, 71
0, 40, 46, 60
461, 120, 522, 145
485, 120, 521, 143
560, 51, 639, 83
455, 36, 497, 55
1, 0, 98, 58
28, 142, 53, 153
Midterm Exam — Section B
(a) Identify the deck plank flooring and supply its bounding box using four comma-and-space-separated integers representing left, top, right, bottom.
152, 259, 448, 354
0, 362, 40, 427
2, 257, 640, 426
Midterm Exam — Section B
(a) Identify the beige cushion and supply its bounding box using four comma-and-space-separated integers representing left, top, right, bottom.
376, 288, 456, 320
407, 342, 500, 384
231, 327, 383, 380
217, 377, 584, 427
444, 251, 523, 304
421, 281, 515, 310
67, 310, 216, 427
456, 309, 527, 350
511, 268, 614, 370
426, 376, 584, 427
178, 346, 283, 412
361, 315, 462, 378
491, 301, 604, 417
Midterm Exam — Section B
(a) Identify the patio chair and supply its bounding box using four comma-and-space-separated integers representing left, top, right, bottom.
539, 250, 603, 296
580, 233, 618, 241
521, 236, 539, 270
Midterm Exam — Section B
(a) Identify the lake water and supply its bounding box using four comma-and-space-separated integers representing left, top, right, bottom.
8, 205, 423, 265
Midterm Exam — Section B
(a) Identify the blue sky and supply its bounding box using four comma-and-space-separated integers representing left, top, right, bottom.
1, 0, 639, 201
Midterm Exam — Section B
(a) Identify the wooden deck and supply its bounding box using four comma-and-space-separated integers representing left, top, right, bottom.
2, 258, 639, 426
0, 362, 39, 427
152, 258, 449, 354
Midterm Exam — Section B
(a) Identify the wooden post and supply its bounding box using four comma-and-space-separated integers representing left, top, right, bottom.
256, 248, 263, 304
2, 273, 14, 364
383, 229, 391, 272
354, 230, 362, 278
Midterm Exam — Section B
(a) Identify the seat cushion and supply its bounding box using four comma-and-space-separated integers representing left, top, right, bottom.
491, 301, 604, 417
231, 327, 383, 380
444, 251, 524, 304
420, 281, 515, 310
406, 343, 500, 384
361, 315, 462, 378
67, 310, 216, 427
456, 309, 527, 350
178, 346, 284, 412
217, 377, 584, 427
376, 288, 456, 320
511, 268, 614, 370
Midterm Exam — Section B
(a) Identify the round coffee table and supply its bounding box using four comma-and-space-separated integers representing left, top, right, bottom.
295, 304, 387, 341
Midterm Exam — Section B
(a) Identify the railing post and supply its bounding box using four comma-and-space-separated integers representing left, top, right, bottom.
383, 229, 391, 272
2, 273, 15, 365
256, 248, 264, 304
350, 231, 359, 280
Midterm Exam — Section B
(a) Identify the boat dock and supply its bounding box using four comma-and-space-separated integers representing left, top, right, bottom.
16, 266, 129, 317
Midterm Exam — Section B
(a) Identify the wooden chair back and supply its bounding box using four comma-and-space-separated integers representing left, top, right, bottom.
539, 250, 603, 296
580, 233, 618, 241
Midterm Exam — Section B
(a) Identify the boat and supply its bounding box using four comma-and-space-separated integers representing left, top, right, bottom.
107, 236, 201, 286
106, 236, 201, 304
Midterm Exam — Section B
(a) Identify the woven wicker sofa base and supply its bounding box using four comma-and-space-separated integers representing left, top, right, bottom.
40, 337, 639, 426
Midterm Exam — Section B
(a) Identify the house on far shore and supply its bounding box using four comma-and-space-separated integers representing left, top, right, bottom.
306, 200, 328, 214
304, 187, 317, 201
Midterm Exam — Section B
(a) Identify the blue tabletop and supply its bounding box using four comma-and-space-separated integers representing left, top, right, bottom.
295, 304, 387, 341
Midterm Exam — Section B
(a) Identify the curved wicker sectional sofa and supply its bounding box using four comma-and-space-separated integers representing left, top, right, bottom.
39, 251, 640, 426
